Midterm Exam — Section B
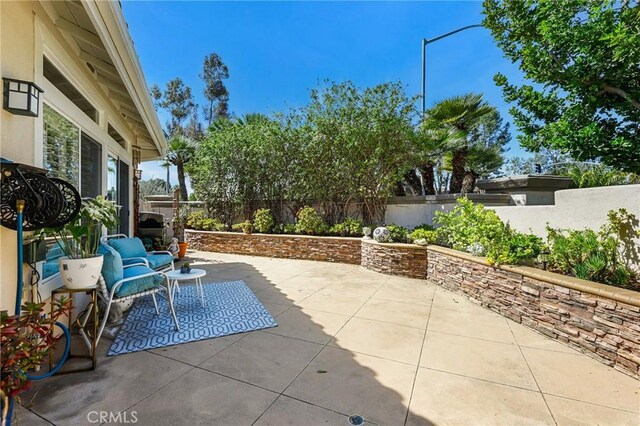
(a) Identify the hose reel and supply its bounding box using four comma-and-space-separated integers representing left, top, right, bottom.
0, 158, 81, 314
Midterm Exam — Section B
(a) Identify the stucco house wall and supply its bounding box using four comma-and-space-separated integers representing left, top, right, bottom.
0, 1, 165, 314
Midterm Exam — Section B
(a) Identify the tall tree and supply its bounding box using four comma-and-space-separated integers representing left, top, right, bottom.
483, 0, 640, 173
423, 93, 494, 193
166, 135, 196, 201
201, 53, 230, 125
151, 78, 197, 136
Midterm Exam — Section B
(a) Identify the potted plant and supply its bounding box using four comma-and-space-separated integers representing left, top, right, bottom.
180, 262, 192, 274
1, 299, 71, 426
44, 196, 118, 289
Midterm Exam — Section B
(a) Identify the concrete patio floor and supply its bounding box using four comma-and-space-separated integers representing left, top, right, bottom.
20, 250, 640, 425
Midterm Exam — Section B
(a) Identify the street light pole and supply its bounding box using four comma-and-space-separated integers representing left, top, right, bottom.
421, 24, 482, 115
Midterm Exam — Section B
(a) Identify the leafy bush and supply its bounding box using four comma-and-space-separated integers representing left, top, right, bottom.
201, 218, 224, 231
412, 223, 435, 232
434, 198, 505, 254
488, 231, 543, 266
567, 164, 640, 189
434, 198, 542, 265
546, 209, 638, 288
283, 223, 297, 235
253, 208, 275, 233
185, 211, 224, 231
186, 211, 206, 229
330, 218, 364, 237
295, 206, 325, 235
408, 228, 438, 244
232, 220, 253, 234
386, 224, 409, 243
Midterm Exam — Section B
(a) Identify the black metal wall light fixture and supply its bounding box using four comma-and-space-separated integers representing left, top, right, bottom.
3, 77, 44, 117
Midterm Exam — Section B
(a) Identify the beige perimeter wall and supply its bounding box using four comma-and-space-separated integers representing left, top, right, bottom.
489, 185, 640, 269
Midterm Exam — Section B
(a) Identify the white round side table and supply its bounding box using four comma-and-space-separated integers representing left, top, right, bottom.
166, 268, 207, 307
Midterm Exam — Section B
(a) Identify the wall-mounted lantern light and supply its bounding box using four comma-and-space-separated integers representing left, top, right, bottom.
3, 77, 44, 117
134, 169, 142, 180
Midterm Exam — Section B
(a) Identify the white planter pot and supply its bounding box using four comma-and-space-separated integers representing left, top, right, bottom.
59, 255, 104, 289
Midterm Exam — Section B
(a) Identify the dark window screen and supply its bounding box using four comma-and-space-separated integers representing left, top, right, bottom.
80, 133, 102, 197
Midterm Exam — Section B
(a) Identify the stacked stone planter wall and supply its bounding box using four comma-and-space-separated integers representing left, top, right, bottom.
360, 239, 427, 279
185, 230, 362, 264
426, 245, 640, 379
185, 229, 640, 378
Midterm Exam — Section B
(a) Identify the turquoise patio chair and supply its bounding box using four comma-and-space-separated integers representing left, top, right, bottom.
103, 234, 175, 273
95, 243, 179, 346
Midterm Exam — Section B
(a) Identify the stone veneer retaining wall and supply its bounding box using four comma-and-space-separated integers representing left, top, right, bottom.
361, 239, 427, 279
185, 230, 362, 264
426, 245, 640, 379
185, 230, 640, 377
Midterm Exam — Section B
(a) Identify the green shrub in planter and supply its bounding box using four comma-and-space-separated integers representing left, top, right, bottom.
386, 224, 409, 243
434, 198, 543, 266
488, 231, 543, 266
546, 209, 638, 288
408, 228, 438, 244
232, 220, 253, 234
201, 218, 224, 231
253, 208, 275, 233
330, 218, 364, 237
283, 223, 297, 234
434, 198, 504, 253
295, 206, 325, 235
412, 223, 435, 232
186, 211, 206, 230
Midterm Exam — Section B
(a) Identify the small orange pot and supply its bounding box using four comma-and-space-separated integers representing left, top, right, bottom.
178, 242, 188, 259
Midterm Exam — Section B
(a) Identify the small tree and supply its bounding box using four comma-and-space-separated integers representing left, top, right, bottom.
151, 78, 197, 137
483, 0, 640, 173
201, 53, 230, 125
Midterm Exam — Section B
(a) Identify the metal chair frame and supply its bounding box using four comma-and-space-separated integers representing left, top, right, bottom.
93, 262, 180, 347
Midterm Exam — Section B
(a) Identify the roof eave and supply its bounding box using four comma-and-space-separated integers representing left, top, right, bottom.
81, 0, 166, 159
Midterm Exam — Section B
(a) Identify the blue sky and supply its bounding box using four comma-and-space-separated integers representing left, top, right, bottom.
122, 1, 528, 187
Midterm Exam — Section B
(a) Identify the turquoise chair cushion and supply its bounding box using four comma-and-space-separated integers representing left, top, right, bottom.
98, 244, 124, 290
116, 266, 164, 298
109, 237, 147, 259
146, 253, 174, 270
122, 258, 148, 267
121, 254, 173, 270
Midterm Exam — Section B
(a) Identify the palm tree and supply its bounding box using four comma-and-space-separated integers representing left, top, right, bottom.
443, 144, 504, 192
415, 126, 463, 195
424, 93, 494, 193
166, 135, 195, 201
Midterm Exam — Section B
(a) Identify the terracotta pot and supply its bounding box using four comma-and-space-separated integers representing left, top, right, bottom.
59, 255, 103, 289
178, 242, 188, 259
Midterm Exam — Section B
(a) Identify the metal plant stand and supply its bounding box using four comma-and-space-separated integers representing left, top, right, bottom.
49, 286, 98, 375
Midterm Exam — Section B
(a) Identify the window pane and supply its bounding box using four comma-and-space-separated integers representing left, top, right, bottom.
42, 241, 64, 280
81, 133, 102, 197
107, 155, 120, 234
43, 104, 79, 188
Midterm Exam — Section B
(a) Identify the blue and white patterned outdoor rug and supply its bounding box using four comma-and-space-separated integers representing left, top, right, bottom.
107, 280, 277, 356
